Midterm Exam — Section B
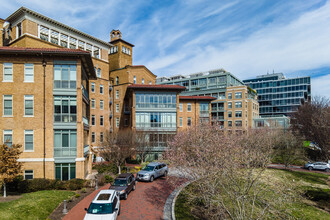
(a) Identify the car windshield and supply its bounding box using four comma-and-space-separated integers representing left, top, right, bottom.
143, 166, 155, 171
87, 203, 113, 214
113, 179, 127, 186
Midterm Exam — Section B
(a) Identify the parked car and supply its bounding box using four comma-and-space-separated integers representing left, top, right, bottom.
84, 189, 120, 220
109, 173, 136, 200
136, 162, 168, 182
304, 161, 330, 172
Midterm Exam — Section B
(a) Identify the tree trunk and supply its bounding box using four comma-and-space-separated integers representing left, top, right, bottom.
118, 165, 121, 174
3, 182, 6, 198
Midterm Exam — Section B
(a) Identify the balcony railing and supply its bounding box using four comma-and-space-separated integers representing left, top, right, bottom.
82, 84, 89, 101
199, 111, 209, 117
54, 147, 77, 157
83, 116, 89, 130
136, 103, 176, 109
136, 122, 177, 128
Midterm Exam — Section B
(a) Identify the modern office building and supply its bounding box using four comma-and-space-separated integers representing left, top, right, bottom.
157, 69, 259, 130
0, 7, 214, 179
253, 115, 290, 130
243, 73, 311, 116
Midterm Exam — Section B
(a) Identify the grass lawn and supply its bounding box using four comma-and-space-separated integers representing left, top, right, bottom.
0, 190, 75, 220
175, 169, 329, 219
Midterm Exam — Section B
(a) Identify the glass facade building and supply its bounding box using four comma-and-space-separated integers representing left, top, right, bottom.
243, 73, 311, 116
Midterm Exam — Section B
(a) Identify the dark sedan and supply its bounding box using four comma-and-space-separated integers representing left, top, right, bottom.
109, 173, 136, 200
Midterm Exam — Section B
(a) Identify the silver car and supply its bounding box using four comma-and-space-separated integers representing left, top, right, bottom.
136, 162, 168, 182
304, 161, 330, 172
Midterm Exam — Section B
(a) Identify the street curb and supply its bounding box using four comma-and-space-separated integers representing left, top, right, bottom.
163, 180, 192, 220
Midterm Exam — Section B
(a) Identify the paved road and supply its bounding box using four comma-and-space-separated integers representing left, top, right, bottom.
64, 176, 186, 220
268, 164, 330, 174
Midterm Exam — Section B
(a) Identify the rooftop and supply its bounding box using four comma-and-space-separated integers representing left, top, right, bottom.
179, 96, 216, 100
128, 84, 186, 90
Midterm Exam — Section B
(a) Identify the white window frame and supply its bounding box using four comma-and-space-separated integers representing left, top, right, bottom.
97, 68, 101, 78
24, 170, 34, 180
100, 85, 104, 94
187, 103, 192, 112
116, 117, 119, 127
100, 100, 104, 110
228, 102, 232, 109
3, 95, 13, 116
24, 95, 34, 117
91, 82, 95, 93
100, 115, 104, 126
24, 63, 34, 82
187, 117, 192, 126
91, 99, 95, 109
91, 132, 95, 143
179, 103, 183, 112
91, 115, 95, 126
179, 117, 183, 127
116, 104, 119, 113
24, 130, 34, 152
116, 90, 119, 99
3, 130, 13, 146
3, 63, 13, 82
16, 23, 22, 39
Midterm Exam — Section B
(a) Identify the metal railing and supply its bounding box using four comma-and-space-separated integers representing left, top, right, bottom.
84, 145, 89, 156
136, 103, 176, 109
135, 122, 177, 128
82, 116, 89, 126
54, 148, 77, 157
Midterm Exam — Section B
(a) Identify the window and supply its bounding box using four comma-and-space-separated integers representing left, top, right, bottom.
100, 85, 104, 94
3, 95, 13, 116
69, 37, 77, 49
227, 93, 232, 99
91, 99, 95, 108
116, 90, 119, 99
54, 64, 77, 89
54, 130, 77, 157
235, 92, 242, 99
235, 111, 242, 118
228, 111, 232, 118
86, 43, 92, 53
179, 103, 183, 112
39, 26, 49, 41
142, 78, 144, 84
179, 117, 183, 127
235, 101, 242, 108
187, 103, 192, 112
187, 117, 192, 126
54, 96, 77, 122
100, 132, 104, 143
235, 121, 242, 127
116, 118, 119, 127
78, 40, 85, 50
97, 68, 101, 78
17, 23, 22, 38
228, 121, 232, 127
60, 34, 68, 47
24, 95, 34, 116
149, 81, 152, 85
24, 170, 33, 180
124, 118, 129, 126
91, 83, 95, 93
100, 116, 104, 126
116, 76, 119, 85
3, 130, 12, 146
50, 30, 59, 44
134, 76, 136, 84
55, 163, 75, 180
91, 132, 95, 143
135, 112, 177, 128
24, 130, 33, 151
228, 102, 232, 109
116, 104, 119, 112
91, 115, 95, 126
24, 64, 34, 82
93, 47, 100, 58
100, 100, 104, 110
3, 63, 13, 82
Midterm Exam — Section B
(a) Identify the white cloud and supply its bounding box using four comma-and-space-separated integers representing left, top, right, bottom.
311, 74, 330, 98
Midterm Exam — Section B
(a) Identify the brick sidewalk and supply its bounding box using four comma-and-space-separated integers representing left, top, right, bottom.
63, 177, 186, 220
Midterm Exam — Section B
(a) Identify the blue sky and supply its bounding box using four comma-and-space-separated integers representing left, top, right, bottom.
1, 0, 330, 97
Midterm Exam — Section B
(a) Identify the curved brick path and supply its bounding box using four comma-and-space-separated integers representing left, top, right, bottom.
63, 176, 187, 220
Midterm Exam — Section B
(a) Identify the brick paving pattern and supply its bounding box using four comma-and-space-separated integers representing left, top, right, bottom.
63, 176, 186, 220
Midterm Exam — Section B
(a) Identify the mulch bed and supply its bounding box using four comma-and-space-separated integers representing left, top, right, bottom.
48, 187, 96, 220
0, 195, 22, 203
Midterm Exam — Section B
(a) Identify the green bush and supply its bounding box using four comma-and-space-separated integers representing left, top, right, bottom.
81, 188, 87, 193
93, 163, 118, 174
27, 178, 55, 192
75, 193, 80, 198
67, 179, 84, 190
97, 175, 106, 186
104, 175, 114, 184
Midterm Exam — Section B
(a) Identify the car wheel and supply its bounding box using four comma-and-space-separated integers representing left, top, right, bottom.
308, 166, 313, 171
164, 171, 168, 178
118, 205, 121, 215
150, 176, 154, 182
132, 184, 136, 191
124, 193, 128, 200
325, 168, 330, 173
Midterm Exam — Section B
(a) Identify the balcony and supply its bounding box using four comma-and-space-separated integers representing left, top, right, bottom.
83, 116, 89, 130
109, 97, 112, 105
84, 145, 90, 157
82, 84, 89, 103
54, 147, 77, 157
199, 111, 209, 118
109, 111, 113, 118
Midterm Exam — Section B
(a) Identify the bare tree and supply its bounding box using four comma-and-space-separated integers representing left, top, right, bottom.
291, 96, 330, 159
135, 131, 152, 163
165, 125, 293, 219
273, 130, 305, 168
100, 130, 137, 174
0, 144, 22, 197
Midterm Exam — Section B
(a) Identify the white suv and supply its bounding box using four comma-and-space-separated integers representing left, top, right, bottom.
84, 189, 120, 220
